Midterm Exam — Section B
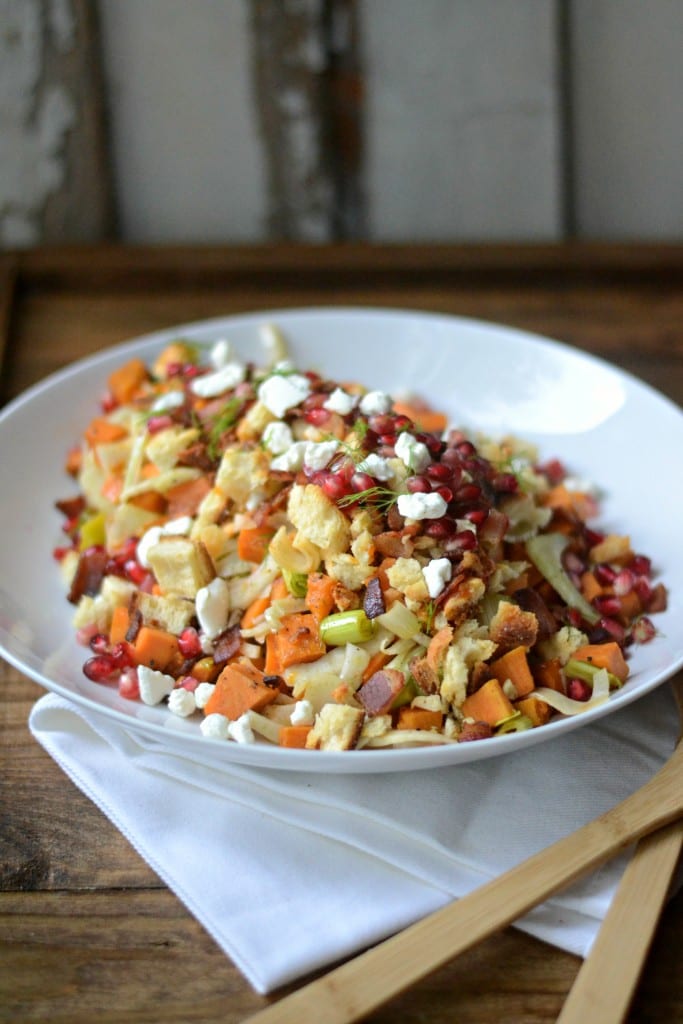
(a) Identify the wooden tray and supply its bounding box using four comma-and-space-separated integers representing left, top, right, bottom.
2, 243, 682, 1023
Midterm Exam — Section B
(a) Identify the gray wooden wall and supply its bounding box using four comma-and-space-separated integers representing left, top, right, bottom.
3, 0, 683, 248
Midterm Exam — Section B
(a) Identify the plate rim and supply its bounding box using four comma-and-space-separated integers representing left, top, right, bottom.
2, 305, 682, 773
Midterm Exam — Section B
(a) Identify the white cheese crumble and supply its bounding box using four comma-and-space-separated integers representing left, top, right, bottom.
290, 699, 315, 726
194, 682, 216, 709
190, 361, 247, 398
168, 687, 197, 717
150, 390, 185, 412
138, 666, 175, 706
323, 387, 357, 415
137, 516, 193, 568
200, 713, 230, 740
303, 440, 339, 471
258, 373, 311, 418
270, 440, 307, 472
262, 420, 294, 455
209, 338, 232, 368
195, 577, 231, 639
228, 713, 256, 744
395, 432, 431, 473
356, 452, 393, 481
359, 390, 392, 416
397, 491, 448, 520
422, 557, 453, 599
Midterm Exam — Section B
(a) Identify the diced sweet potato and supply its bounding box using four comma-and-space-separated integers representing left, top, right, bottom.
489, 645, 535, 697
571, 641, 630, 684
204, 663, 279, 719
461, 678, 515, 727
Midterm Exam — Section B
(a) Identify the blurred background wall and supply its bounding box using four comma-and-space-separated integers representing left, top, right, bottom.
2, 0, 683, 249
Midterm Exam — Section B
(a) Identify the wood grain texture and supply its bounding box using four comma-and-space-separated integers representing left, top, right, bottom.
1, 244, 682, 1024
0, 0, 114, 247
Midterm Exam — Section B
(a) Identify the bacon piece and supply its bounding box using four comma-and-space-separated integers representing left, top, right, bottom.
212, 624, 242, 665
67, 548, 109, 604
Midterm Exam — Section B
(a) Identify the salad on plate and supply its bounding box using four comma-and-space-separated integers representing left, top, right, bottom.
53, 324, 668, 752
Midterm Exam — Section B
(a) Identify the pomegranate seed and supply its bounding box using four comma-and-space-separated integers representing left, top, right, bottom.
465, 508, 488, 526
118, 667, 140, 700
100, 391, 118, 413
52, 545, 72, 561
415, 432, 442, 455
631, 616, 657, 644
124, 560, 148, 585
594, 563, 617, 586
634, 577, 653, 604
406, 475, 431, 493
181, 363, 201, 379
62, 514, 80, 535
456, 440, 476, 456
305, 408, 331, 427
599, 616, 626, 642
440, 448, 463, 468
164, 361, 183, 377
110, 642, 134, 668
424, 517, 457, 539
393, 415, 413, 432
564, 551, 586, 575
426, 463, 452, 482
585, 528, 605, 547
76, 624, 99, 646
435, 485, 453, 503
566, 608, 585, 629
89, 633, 110, 655
178, 627, 203, 658
178, 675, 200, 692
492, 473, 518, 493
454, 483, 482, 503
368, 414, 395, 435
566, 679, 592, 702
538, 458, 566, 485
302, 392, 326, 411
351, 471, 376, 493
147, 414, 174, 434
630, 554, 652, 577
445, 530, 478, 553
83, 655, 118, 683
323, 474, 352, 502
593, 595, 622, 617
612, 569, 635, 596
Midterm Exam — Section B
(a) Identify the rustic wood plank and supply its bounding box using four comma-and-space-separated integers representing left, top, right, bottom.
359, 0, 562, 240
2, 244, 683, 1024
0, 0, 113, 246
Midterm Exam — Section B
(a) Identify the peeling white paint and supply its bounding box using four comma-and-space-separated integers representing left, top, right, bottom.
0, 0, 76, 246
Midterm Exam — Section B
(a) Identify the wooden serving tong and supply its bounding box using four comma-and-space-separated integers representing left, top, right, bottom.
246, 676, 683, 1024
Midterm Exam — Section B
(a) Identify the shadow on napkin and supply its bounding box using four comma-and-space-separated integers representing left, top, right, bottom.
29, 685, 679, 993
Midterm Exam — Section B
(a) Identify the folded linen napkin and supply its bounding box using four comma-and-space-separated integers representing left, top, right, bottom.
29, 685, 679, 994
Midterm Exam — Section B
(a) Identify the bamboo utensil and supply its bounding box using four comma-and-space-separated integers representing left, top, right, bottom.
557, 676, 683, 1024
246, 679, 683, 1024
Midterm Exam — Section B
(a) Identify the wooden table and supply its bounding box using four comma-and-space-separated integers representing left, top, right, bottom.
2, 243, 683, 1023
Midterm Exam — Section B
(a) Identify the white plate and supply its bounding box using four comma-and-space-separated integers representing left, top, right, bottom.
2, 307, 682, 772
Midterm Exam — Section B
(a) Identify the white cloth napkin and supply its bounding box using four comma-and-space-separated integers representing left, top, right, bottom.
29, 685, 679, 994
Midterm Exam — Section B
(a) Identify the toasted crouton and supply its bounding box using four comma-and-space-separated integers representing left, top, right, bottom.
215, 446, 271, 508
305, 704, 365, 751
287, 484, 351, 556
133, 591, 196, 633
146, 536, 215, 598
488, 600, 539, 651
